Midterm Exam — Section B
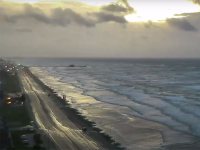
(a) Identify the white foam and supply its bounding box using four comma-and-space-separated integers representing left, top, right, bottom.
30, 67, 199, 150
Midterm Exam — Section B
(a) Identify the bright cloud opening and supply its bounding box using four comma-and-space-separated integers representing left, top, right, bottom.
125, 0, 200, 22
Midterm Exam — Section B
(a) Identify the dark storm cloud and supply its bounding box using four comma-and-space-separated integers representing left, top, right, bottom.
167, 18, 197, 31
0, 4, 126, 27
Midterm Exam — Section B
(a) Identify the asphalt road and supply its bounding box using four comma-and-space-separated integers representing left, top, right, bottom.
19, 71, 102, 150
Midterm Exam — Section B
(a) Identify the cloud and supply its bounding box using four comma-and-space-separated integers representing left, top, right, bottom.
51, 8, 95, 27
118, 0, 133, 11
0, 5, 50, 24
91, 12, 127, 24
1, 5, 94, 27
192, 0, 200, 4
15, 28, 32, 33
167, 18, 197, 31
101, 0, 134, 13
102, 4, 129, 13
0, 4, 127, 27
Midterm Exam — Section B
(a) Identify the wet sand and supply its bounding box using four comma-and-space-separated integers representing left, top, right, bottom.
23, 68, 124, 150
27, 67, 200, 150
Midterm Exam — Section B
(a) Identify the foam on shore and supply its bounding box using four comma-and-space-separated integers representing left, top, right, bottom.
29, 67, 198, 150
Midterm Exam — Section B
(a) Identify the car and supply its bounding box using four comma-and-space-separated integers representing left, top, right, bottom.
22, 139, 29, 145
21, 134, 27, 140
21, 125, 34, 131
30, 121, 34, 126
20, 135, 29, 145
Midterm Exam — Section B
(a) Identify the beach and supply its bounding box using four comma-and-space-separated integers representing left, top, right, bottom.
21, 58, 200, 150
13, 58, 200, 150
24, 66, 200, 150
19, 67, 124, 150
1, 0, 200, 149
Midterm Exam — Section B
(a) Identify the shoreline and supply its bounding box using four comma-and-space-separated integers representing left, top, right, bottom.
22, 67, 125, 150
28, 66, 200, 150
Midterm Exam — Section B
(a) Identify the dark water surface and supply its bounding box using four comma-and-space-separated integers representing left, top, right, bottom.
13, 58, 200, 136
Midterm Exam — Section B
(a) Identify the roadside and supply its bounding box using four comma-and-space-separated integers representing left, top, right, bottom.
0, 60, 45, 150
0, 59, 125, 150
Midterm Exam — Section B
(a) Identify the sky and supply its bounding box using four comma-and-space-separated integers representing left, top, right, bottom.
0, 0, 200, 58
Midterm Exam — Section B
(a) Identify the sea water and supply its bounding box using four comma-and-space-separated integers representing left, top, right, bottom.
14, 58, 200, 149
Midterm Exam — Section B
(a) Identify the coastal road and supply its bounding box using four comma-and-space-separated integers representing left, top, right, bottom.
19, 71, 102, 150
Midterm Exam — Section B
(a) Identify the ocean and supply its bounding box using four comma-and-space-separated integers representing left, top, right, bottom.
13, 58, 200, 149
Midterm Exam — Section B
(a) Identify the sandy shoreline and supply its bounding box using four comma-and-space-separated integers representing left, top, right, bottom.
26, 67, 200, 150
23, 67, 124, 150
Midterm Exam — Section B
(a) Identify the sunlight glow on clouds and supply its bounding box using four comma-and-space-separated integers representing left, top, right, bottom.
4, 0, 200, 23
7, 0, 40, 3
125, 0, 200, 22
0, 0, 200, 58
